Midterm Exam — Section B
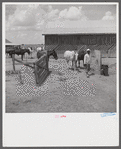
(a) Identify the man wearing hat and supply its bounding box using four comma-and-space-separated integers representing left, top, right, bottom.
84, 49, 91, 78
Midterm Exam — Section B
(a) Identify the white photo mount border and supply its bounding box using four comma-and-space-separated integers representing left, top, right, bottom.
2, 2, 119, 147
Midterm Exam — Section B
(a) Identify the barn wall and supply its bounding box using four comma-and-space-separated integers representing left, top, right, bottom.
45, 34, 116, 58
45, 34, 116, 45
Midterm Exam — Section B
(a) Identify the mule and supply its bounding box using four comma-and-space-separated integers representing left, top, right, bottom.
37, 49, 58, 60
76, 49, 86, 68
64, 51, 77, 70
9, 48, 30, 61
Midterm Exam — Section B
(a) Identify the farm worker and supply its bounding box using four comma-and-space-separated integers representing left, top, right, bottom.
29, 47, 33, 58
36, 47, 41, 52
84, 49, 91, 78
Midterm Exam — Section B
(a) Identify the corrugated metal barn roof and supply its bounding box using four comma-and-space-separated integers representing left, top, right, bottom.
5, 39, 21, 45
5, 43, 20, 46
5, 39, 12, 43
42, 20, 116, 35
42, 28, 116, 35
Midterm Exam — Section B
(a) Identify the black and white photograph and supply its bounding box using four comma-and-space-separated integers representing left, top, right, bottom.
3, 2, 119, 146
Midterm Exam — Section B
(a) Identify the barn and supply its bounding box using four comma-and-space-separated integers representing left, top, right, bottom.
42, 28, 116, 58
5, 39, 21, 52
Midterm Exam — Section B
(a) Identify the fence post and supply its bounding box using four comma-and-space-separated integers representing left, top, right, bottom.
12, 54, 15, 72
18, 69, 23, 84
108, 49, 110, 58
94, 50, 102, 75
100, 50, 102, 74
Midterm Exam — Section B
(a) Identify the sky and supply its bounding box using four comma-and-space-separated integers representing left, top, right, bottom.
5, 3, 117, 44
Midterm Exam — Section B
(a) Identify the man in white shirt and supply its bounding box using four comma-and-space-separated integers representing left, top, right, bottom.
84, 49, 91, 78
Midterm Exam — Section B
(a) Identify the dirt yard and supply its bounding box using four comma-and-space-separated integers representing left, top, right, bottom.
5, 55, 116, 113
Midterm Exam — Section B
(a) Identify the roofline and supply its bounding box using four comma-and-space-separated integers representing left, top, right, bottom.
42, 33, 116, 35
5, 43, 21, 45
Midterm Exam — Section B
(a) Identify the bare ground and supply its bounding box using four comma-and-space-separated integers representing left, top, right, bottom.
5, 55, 116, 113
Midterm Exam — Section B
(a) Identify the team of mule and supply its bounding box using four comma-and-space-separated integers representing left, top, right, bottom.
64, 49, 86, 69
6, 46, 31, 61
6, 45, 87, 69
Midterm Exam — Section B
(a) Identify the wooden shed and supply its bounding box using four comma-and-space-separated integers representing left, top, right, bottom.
42, 28, 116, 58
